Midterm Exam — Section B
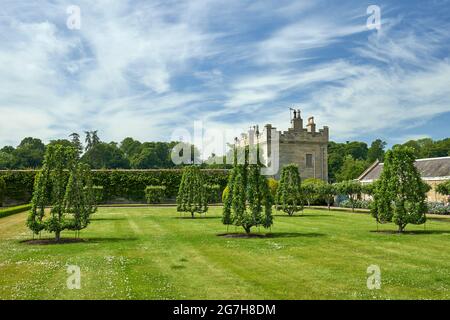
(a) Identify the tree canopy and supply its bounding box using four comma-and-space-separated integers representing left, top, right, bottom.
371, 146, 429, 232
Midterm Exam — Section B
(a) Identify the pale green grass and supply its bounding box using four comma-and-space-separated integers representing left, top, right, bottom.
0, 207, 449, 300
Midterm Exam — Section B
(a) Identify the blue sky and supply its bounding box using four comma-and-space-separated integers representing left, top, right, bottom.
0, 0, 449, 148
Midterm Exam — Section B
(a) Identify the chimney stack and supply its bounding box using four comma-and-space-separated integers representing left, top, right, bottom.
306, 116, 316, 133
291, 108, 303, 131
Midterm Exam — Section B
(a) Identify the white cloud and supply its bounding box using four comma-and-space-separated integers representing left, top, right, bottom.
0, 0, 449, 149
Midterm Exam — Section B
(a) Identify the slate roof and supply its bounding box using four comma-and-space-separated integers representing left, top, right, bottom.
358, 156, 450, 182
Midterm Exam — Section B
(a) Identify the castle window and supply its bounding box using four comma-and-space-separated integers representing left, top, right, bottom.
306, 154, 313, 168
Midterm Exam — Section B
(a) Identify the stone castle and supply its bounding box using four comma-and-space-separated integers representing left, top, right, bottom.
236, 109, 329, 181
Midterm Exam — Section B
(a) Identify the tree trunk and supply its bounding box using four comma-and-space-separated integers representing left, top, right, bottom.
55, 231, 61, 242
244, 226, 251, 234
191, 212, 195, 219
398, 224, 405, 233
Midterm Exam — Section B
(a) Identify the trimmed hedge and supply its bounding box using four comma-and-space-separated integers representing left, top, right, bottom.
0, 176, 5, 206
145, 186, 167, 204
205, 184, 221, 203
0, 204, 32, 219
0, 169, 229, 204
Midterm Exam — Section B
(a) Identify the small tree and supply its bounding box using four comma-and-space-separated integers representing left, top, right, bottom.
145, 186, 166, 204
276, 164, 303, 216
317, 183, 336, 210
223, 164, 273, 234
371, 146, 428, 233
335, 180, 362, 212
64, 163, 98, 236
302, 182, 316, 207
27, 145, 96, 241
176, 166, 208, 218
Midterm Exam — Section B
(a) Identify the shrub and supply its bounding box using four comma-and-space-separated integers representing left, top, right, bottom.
145, 186, 166, 204
267, 178, 278, 200
339, 199, 372, 210
276, 165, 303, 216
427, 202, 450, 215
205, 184, 221, 203
0, 204, 32, 219
177, 166, 208, 218
222, 186, 229, 203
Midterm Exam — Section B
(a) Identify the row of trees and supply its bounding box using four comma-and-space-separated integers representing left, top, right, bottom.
274, 146, 433, 233
4, 132, 449, 179
26, 142, 447, 240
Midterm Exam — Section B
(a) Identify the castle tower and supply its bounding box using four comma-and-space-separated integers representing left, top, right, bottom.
237, 109, 329, 181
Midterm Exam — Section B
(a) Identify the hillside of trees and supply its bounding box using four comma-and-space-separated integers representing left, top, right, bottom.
1, 132, 449, 182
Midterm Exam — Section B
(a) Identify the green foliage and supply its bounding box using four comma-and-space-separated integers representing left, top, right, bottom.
27, 145, 96, 241
367, 139, 387, 163
223, 164, 273, 233
92, 186, 104, 204
339, 199, 372, 210
0, 169, 228, 205
0, 204, 31, 219
371, 147, 428, 232
302, 178, 325, 206
276, 164, 303, 216
267, 178, 278, 200
222, 186, 230, 204
335, 180, 362, 212
396, 138, 450, 159
436, 181, 450, 196
81, 142, 130, 169
205, 184, 221, 203
176, 166, 208, 217
64, 163, 98, 232
335, 155, 368, 182
361, 183, 375, 196
316, 183, 336, 209
145, 186, 167, 204
0, 176, 5, 207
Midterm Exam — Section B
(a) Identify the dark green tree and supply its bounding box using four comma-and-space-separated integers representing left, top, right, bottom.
14, 137, 45, 168
176, 166, 208, 218
335, 155, 368, 182
367, 139, 387, 163
371, 147, 429, 232
276, 164, 303, 216
69, 133, 83, 156
81, 142, 130, 169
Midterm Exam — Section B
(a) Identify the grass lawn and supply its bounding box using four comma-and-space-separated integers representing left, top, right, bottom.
0, 207, 449, 300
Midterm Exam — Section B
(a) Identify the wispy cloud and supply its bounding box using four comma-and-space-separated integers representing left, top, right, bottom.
0, 0, 449, 147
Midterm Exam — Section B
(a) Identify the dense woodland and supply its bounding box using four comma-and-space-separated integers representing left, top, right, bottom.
0, 131, 449, 182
